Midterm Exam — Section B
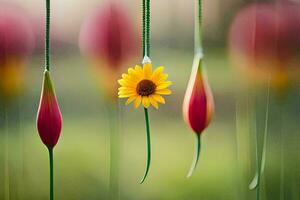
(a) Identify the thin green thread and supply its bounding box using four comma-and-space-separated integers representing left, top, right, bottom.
45, 0, 50, 71
142, 0, 150, 57
48, 148, 54, 200
195, 0, 203, 53
142, 0, 146, 57
140, 108, 151, 184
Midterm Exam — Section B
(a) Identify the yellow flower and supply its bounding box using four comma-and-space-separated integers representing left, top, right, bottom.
118, 62, 172, 109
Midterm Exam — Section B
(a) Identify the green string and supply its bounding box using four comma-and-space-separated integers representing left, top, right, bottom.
45, 0, 50, 71
140, 108, 151, 184
142, 0, 150, 57
48, 148, 54, 200
195, 0, 203, 53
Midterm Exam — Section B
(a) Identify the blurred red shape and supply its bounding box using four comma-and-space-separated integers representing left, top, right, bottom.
79, 1, 138, 69
229, 2, 300, 91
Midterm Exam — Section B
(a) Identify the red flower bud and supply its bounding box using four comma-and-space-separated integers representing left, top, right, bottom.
183, 54, 214, 134
37, 71, 62, 149
79, 1, 138, 69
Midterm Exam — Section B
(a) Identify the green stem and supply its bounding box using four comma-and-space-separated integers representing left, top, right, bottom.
45, 0, 50, 71
142, 0, 150, 57
187, 134, 201, 178
195, 0, 203, 53
48, 148, 54, 200
249, 78, 270, 191
140, 108, 151, 184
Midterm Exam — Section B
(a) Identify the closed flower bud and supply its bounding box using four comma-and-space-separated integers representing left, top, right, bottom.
0, 5, 34, 99
183, 54, 214, 134
37, 71, 62, 149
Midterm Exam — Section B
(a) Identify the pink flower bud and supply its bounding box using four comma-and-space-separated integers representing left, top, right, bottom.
79, 1, 138, 69
183, 55, 214, 134
37, 71, 62, 149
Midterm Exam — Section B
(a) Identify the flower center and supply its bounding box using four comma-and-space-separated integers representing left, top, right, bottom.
136, 79, 156, 96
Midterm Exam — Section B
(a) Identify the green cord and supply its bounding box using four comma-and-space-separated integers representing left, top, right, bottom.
140, 108, 151, 184
187, 134, 201, 178
142, 0, 146, 57
45, 0, 50, 71
195, 0, 203, 53
146, 0, 150, 57
142, 0, 150, 57
48, 148, 54, 200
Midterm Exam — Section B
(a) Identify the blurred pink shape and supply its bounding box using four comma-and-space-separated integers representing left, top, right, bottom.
79, 1, 138, 69
0, 4, 34, 64
0, 4, 34, 99
37, 71, 62, 149
229, 2, 300, 91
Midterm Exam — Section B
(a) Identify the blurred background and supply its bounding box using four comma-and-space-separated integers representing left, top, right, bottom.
0, 0, 300, 199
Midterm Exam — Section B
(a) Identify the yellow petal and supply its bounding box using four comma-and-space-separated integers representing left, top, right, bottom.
156, 81, 172, 90
134, 96, 142, 108
118, 79, 131, 87
143, 63, 152, 79
142, 96, 150, 108
152, 94, 165, 104
118, 91, 136, 96
134, 65, 143, 75
157, 74, 169, 84
126, 96, 136, 105
151, 66, 164, 82
118, 86, 134, 90
156, 89, 172, 95
149, 96, 159, 109
118, 92, 136, 98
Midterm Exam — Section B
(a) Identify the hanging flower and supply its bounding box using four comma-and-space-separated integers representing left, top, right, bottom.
37, 71, 62, 149
79, 1, 138, 99
183, 54, 214, 134
0, 5, 34, 100
118, 60, 172, 109
182, 53, 214, 178
229, 2, 300, 94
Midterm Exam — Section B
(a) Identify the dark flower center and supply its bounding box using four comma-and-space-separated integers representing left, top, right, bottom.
136, 79, 156, 96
